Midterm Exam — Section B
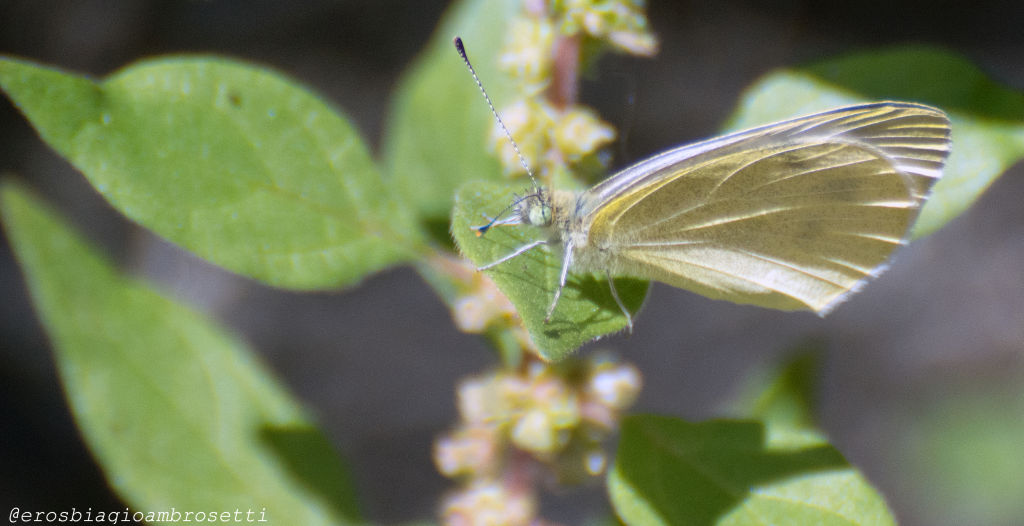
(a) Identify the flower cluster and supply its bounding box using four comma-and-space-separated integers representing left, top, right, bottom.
491, 0, 657, 180
433, 253, 537, 354
436, 354, 642, 525
440, 480, 536, 526
558, 0, 659, 56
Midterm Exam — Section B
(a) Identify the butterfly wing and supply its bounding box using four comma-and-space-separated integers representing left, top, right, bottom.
577, 102, 951, 314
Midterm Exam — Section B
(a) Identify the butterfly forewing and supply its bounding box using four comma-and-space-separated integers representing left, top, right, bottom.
578, 102, 951, 314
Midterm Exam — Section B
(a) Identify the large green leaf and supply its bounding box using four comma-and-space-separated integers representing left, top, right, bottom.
726, 46, 1024, 238
0, 181, 360, 524
452, 180, 647, 361
383, 0, 520, 226
608, 415, 895, 526
0, 55, 420, 290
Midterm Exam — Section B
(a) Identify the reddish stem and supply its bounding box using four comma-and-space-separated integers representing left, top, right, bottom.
547, 35, 580, 109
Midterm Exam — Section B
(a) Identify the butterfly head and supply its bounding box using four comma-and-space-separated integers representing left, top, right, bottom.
518, 188, 553, 227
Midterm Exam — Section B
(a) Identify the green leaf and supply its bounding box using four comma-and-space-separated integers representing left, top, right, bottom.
725, 46, 1024, 239
0, 55, 420, 290
609, 415, 895, 526
0, 181, 360, 524
383, 0, 520, 226
452, 181, 646, 361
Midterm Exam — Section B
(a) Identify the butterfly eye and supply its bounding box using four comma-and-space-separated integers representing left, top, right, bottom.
522, 196, 552, 226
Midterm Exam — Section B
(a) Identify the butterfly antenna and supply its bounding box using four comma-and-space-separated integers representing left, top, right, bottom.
454, 37, 540, 192
472, 194, 531, 236
473, 202, 516, 236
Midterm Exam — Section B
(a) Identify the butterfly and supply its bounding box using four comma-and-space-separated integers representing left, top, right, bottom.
456, 39, 951, 331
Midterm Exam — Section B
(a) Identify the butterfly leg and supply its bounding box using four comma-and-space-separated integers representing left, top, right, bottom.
477, 240, 548, 270
606, 271, 633, 334
544, 240, 575, 323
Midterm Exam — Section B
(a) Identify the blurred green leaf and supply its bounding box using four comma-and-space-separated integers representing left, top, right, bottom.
452, 180, 646, 361
726, 46, 1024, 238
0, 55, 419, 290
383, 0, 519, 225
0, 181, 360, 524
609, 415, 895, 526
728, 341, 825, 430
899, 383, 1024, 525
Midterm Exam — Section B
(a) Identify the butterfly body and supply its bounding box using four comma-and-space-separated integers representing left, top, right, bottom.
481, 102, 952, 327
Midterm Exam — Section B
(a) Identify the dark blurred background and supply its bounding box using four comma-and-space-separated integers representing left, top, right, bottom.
2, 1, 1022, 524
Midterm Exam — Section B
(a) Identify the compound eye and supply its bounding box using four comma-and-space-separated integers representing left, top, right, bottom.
520, 194, 552, 225
540, 203, 552, 223
524, 198, 551, 226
